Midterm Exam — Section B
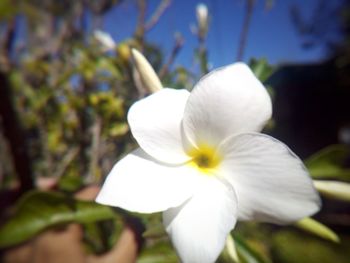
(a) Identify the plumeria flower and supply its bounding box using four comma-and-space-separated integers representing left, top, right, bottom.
96, 63, 321, 263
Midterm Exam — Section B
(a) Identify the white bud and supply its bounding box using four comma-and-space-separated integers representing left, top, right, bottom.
314, 180, 350, 202
93, 30, 116, 51
131, 48, 162, 94
295, 217, 340, 243
196, 3, 209, 38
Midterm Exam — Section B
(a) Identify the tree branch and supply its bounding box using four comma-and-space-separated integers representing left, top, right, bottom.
144, 0, 172, 31
0, 71, 34, 192
159, 33, 184, 78
135, 0, 147, 47
0, 18, 16, 70
236, 0, 255, 61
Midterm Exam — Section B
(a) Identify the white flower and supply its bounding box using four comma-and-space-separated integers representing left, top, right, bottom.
96, 63, 321, 263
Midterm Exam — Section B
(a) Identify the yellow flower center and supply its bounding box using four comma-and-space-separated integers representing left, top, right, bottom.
188, 144, 221, 174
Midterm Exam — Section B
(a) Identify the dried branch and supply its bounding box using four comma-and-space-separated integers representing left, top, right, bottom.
0, 71, 34, 192
159, 33, 184, 79
144, 0, 172, 31
135, 0, 172, 48
236, 0, 256, 61
135, 0, 147, 46
53, 147, 80, 179
77, 80, 91, 178
87, 117, 102, 184
0, 18, 16, 70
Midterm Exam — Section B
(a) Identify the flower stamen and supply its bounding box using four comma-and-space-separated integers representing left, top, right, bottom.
188, 144, 221, 174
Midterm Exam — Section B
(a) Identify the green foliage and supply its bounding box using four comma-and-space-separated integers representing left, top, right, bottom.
249, 58, 275, 83
234, 234, 270, 263
58, 174, 84, 193
0, 191, 119, 249
83, 220, 122, 254
305, 144, 350, 181
272, 231, 350, 263
137, 241, 179, 263
142, 223, 166, 239
0, 0, 18, 19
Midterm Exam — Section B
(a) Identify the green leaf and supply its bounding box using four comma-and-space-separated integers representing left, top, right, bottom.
233, 234, 270, 263
294, 217, 340, 243
272, 230, 350, 263
83, 220, 122, 254
249, 58, 275, 83
0, 190, 119, 249
142, 223, 166, 239
137, 241, 178, 263
58, 175, 84, 193
0, 0, 18, 19
305, 144, 350, 181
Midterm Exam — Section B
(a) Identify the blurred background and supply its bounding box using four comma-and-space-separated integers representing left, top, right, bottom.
0, 0, 349, 262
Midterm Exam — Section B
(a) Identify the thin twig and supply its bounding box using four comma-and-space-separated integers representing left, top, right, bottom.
135, 0, 147, 47
77, 79, 90, 178
145, 0, 172, 31
198, 40, 208, 75
87, 117, 102, 184
159, 33, 184, 78
0, 18, 16, 70
236, 0, 255, 61
53, 147, 80, 179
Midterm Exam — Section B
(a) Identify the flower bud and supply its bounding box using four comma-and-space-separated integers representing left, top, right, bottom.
196, 3, 209, 39
93, 30, 116, 51
117, 42, 131, 62
295, 217, 339, 243
131, 48, 162, 94
314, 180, 350, 202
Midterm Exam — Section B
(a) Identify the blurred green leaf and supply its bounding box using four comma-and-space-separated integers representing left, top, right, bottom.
109, 123, 129, 137
58, 175, 84, 193
137, 241, 178, 263
272, 230, 350, 263
96, 57, 122, 79
0, 0, 18, 19
83, 219, 121, 254
295, 217, 340, 243
305, 144, 350, 181
233, 234, 270, 263
142, 223, 166, 239
0, 190, 118, 248
249, 58, 275, 82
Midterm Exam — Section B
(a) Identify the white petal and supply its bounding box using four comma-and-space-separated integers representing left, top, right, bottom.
128, 88, 190, 164
217, 133, 321, 224
183, 63, 272, 148
163, 177, 237, 263
96, 148, 200, 213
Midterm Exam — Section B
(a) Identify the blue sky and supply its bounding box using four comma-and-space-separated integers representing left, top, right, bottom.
103, 0, 328, 68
